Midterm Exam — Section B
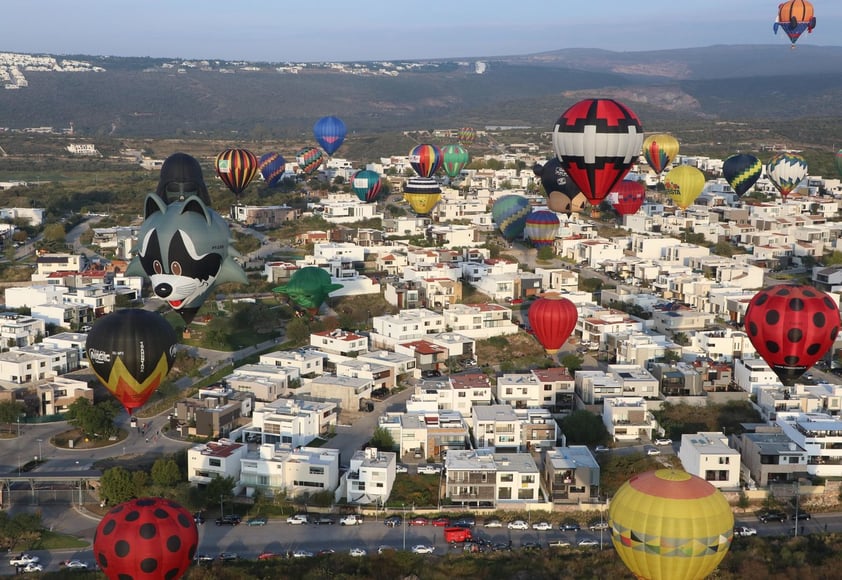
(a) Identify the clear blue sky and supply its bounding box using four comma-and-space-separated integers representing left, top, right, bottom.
3, 0, 839, 62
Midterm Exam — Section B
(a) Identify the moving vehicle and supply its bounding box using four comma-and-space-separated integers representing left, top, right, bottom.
645, 446, 661, 456
548, 539, 572, 548
349, 548, 367, 557
483, 518, 503, 528
594, 445, 610, 453
508, 520, 529, 530
395, 464, 409, 474
418, 464, 442, 475
589, 521, 609, 531
286, 514, 310, 525
734, 525, 757, 537
257, 552, 281, 560
314, 515, 335, 525
578, 538, 599, 547
217, 552, 238, 562
384, 515, 402, 527
432, 517, 451, 527
453, 516, 476, 528
444, 527, 474, 544
292, 550, 313, 558
408, 516, 429, 527
791, 511, 812, 521
411, 544, 435, 554
560, 521, 581, 531
340, 514, 363, 526
215, 515, 241, 526
532, 521, 553, 531
654, 438, 672, 446
22, 563, 43, 573
61, 560, 89, 569
10, 555, 39, 567
758, 511, 786, 523
246, 516, 267, 526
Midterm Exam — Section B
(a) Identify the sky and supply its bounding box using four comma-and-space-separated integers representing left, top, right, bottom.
3, 1, 840, 62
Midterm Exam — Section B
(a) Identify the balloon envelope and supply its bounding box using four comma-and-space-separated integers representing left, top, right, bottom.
313, 116, 347, 156
527, 293, 578, 355
609, 470, 734, 580
295, 146, 324, 175
441, 144, 470, 179
642, 133, 679, 175
552, 98, 644, 206
408, 144, 443, 178
744, 284, 840, 385
774, 0, 816, 46
540, 158, 580, 199
85, 310, 178, 414
722, 154, 762, 197
524, 210, 560, 247
214, 148, 258, 196
273, 266, 344, 314
492, 195, 531, 242
610, 179, 646, 216
155, 153, 212, 206
351, 169, 383, 203
258, 152, 287, 188
458, 127, 476, 146
403, 177, 442, 215
664, 165, 705, 210
94, 497, 198, 580
767, 152, 808, 200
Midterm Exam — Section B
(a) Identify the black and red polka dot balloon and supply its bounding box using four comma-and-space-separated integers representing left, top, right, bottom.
744, 284, 841, 386
94, 497, 198, 580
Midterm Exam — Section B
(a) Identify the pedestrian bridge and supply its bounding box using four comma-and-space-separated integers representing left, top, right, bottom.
0, 469, 102, 507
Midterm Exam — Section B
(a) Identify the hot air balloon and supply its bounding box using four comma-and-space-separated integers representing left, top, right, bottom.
722, 153, 762, 198
609, 469, 734, 580
767, 152, 808, 201
214, 148, 258, 198
126, 193, 248, 324
609, 179, 646, 216
258, 152, 286, 188
313, 115, 347, 156
94, 497, 198, 580
744, 284, 840, 386
295, 146, 325, 176
403, 177, 442, 215
524, 210, 560, 248
441, 144, 470, 179
539, 158, 580, 200
552, 98, 644, 207
492, 195, 531, 242
408, 144, 443, 178
642, 133, 679, 175
527, 293, 578, 355
664, 165, 705, 210
273, 266, 344, 315
85, 310, 178, 414
458, 127, 476, 147
774, 0, 816, 47
351, 169, 383, 203
155, 152, 212, 206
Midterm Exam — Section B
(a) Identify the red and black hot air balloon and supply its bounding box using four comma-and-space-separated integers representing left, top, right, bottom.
215, 148, 258, 198
527, 293, 579, 355
94, 497, 198, 580
551, 98, 644, 207
744, 284, 840, 385
610, 179, 646, 216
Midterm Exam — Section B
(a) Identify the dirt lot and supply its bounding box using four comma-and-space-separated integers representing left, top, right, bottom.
475, 331, 548, 368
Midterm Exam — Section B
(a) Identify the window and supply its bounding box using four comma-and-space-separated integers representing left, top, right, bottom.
499, 474, 513, 482
498, 488, 512, 500
309, 466, 324, 475
209, 459, 221, 467
458, 392, 466, 398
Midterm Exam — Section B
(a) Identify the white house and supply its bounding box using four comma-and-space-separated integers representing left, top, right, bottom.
677, 432, 741, 489
259, 349, 327, 377
345, 447, 397, 505
241, 397, 337, 448
187, 440, 249, 486
602, 397, 656, 442
240, 445, 340, 499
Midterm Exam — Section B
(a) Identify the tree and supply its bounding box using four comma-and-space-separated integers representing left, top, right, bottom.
100, 467, 137, 505
285, 317, 310, 344
205, 476, 236, 513
0, 400, 25, 434
151, 458, 183, 487
536, 246, 555, 261
369, 426, 396, 451
65, 397, 119, 439
560, 353, 584, 374
562, 410, 609, 446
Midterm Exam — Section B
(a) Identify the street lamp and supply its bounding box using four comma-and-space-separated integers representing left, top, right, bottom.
36, 438, 42, 462
219, 494, 224, 518
402, 503, 407, 551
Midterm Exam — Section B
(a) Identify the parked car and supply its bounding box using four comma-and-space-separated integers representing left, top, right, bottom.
508, 520, 529, 530
589, 521, 609, 531
594, 445, 610, 453
61, 560, 89, 569
734, 525, 757, 537
411, 544, 436, 554
578, 539, 599, 547
645, 446, 661, 456
314, 515, 335, 525
418, 464, 442, 475
395, 464, 409, 474
257, 552, 281, 560
195, 554, 214, 564
292, 550, 313, 559
532, 521, 553, 531
384, 515, 403, 528
340, 514, 363, 526
791, 511, 812, 521
408, 516, 429, 527
215, 515, 241, 526
483, 518, 503, 528
217, 552, 239, 562
378, 545, 397, 554
548, 539, 572, 548
758, 511, 787, 523
560, 521, 581, 531
521, 541, 542, 551
421, 370, 442, 378
654, 438, 673, 446
286, 514, 310, 525
21, 563, 43, 573
317, 549, 335, 556
349, 547, 367, 557
453, 516, 476, 528
431, 517, 451, 527
246, 516, 268, 526
10, 555, 40, 567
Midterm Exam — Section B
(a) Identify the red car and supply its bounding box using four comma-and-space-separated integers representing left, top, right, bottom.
408, 516, 429, 527
432, 517, 451, 527
257, 552, 280, 560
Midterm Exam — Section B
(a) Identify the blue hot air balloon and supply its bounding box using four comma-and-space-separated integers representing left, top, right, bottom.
524, 209, 560, 248
313, 116, 347, 156
492, 195, 531, 242
258, 152, 286, 188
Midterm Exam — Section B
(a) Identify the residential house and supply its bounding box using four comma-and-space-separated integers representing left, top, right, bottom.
0, 313, 46, 349
370, 308, 445, 351
378, 410, 469, 460
472, 405, 521, 452
607, 364, 660, 399
260, 349, 327, 378
239, 445, 340, 499
677, 432, 741, 489
336, 359, 394, 391
345, 447, 397, 505
602, 397, 656, 442
225, 364, 300, 402
357, 350, 417, 382
310, 329, 369, 357
187, 440, 248, 486
303, 375, 372, 410
36, 376, 93, 416
173, 385, 254, 439
240, 397, 338, 448
443, 303, 519, 340
515, 407, 560, 451
543, 445, 600, 504
574, 370, 623, 407
733, 429, 808, 487
396, 339, 448, 375
775, 411, 842, 478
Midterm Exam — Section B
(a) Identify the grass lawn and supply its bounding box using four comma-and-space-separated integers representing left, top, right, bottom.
33, 530, 90, 550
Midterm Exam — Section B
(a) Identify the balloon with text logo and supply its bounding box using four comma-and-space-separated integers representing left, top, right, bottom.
214, 148, 258, 199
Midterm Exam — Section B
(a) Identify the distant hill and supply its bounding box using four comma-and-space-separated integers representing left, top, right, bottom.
1, 45, 842, 140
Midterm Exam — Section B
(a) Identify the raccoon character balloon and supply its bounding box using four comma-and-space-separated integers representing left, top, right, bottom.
127, 193, 247, 324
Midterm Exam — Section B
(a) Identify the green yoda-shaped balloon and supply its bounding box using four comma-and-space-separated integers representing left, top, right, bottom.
273, 267, 343, 315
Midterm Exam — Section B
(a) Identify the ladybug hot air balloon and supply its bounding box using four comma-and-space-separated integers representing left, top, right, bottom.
441, 144, 470, 179
85, 310, 178, 415
609, 469, 734, 580
527, 293, 578, 355
313, 115, 347, 156
722, 153, 762, 198
258, 152, 286, 188
609, 179, 646, 216
774, 0, 816, 47
94, 497, 198, 580
492, 195, 531, 242
214, 148, 258, 198
642, 133, 679, 175
552, 98, 644, 207
296, 146, 325, 176
409, 144, 443, 178
767, 152, 808, 201
524, 210, 560, 248
744, 284, 840, 386
351, 169, 383, 203
664, 165, 705, 210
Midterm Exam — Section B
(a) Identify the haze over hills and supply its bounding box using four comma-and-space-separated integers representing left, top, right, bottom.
1, 45, 842, 141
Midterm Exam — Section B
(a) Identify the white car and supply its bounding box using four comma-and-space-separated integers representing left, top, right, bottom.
578, 538, 599, 547
22, 563, 43, 573
395, 464, 409, 474
507, 519, 529, 530
292, 550, 313, 558
286, 514, 309, 525
417, 464, 442, 475
411, 544, 435, 554
62, 560, 89, 569
594, 445, 610, 453
349, 547, 367, 557
654, 438, 672, 446
340, 515, 363, 526
532, 521, 553, 531
645, 446, 661, 456
10, 554, 39, 567
734, 525, 757, 537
